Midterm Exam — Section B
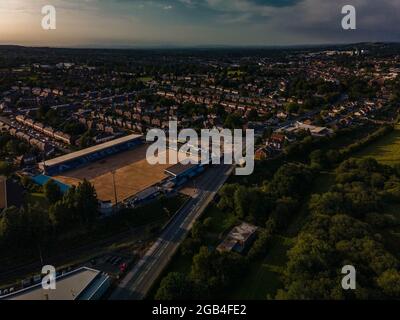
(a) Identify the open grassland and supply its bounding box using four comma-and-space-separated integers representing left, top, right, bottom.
354, 124, 400, 166
228, 236, 292, 300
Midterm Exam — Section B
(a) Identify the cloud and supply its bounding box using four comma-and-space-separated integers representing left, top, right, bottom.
0, 0, 399, 47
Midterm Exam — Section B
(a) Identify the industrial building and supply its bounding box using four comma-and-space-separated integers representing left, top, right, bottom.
39, 134, 143, 176
1, 267, 110, 301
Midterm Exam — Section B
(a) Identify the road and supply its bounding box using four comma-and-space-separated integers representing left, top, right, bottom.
0, 220, 161, 286
110, 163, 234, 300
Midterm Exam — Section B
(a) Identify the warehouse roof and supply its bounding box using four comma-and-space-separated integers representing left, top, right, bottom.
2, 267, 109, 301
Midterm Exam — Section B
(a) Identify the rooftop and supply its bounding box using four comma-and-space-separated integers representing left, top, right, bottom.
217, 222, 258, 253
41, 134, 143, 168
164, 163, 199, 177
2, 267, 109, 301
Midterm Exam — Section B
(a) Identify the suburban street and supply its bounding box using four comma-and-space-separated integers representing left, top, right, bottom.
110, 163, 234, 300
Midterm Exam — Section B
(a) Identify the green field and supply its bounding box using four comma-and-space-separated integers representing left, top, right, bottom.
228, 70, 246, 77
354, 124, 400, 166
137, 76, 153, 83
228, 236, 291, 300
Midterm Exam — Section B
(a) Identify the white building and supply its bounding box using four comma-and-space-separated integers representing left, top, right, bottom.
1, 267, 110, 301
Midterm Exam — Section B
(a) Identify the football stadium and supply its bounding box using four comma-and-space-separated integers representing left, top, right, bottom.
38, 134, 204, 205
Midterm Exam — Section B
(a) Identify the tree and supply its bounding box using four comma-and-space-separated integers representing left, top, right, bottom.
79, 131, 93, 148
224, 114, 243, 129
0, 161, 13, 176
22, 205, 52, 247
218, 184, 238, 211
271, 197, 298, 229
234, 188, 271, 224
285, 102, 300, 114
63, 122, 85, 136
44, 179, 62, 204
267, 164, 313, 199
0, 205, 51, 252
309, 192, 350, 216
190, 246, 217, 287
5, 140, 17, 155
75, 179, 99, 225
0, 206, 20, 244
49, 199, 75, 228
377, 269, 400, 298
180, 237, 201, 257
247, 109, 258, 121
210, 104, 227, 121
233, 185, 250, 219
310, 149, 327, 169
191, 221, 206, 241
326, 150, 341, 165
248, 227, 273, 260
190, 247, 247, 296
49, 180, 98, 229
155, 272, 193, 300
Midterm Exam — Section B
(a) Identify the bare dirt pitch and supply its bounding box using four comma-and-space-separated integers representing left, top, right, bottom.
54, 144, 198, 204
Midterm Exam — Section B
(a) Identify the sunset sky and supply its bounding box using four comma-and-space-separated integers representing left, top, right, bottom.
0, 0, 399, 48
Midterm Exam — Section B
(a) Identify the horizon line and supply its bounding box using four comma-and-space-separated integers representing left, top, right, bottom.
0, 41, 398, 51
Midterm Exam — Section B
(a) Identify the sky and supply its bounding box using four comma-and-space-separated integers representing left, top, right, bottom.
0, 0, 399, 48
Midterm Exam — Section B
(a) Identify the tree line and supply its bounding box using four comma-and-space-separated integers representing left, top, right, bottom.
277, 158, 400, 299
0, 179, 98, 257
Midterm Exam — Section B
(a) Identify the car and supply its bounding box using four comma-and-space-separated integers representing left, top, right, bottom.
106, 256, 115, 263
110, 257, 120, 265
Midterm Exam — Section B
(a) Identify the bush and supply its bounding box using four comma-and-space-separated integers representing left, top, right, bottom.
155, 272, 194, 300
248, 224, 275, 260
44, 179, 62, 204
0, 161, 13, 176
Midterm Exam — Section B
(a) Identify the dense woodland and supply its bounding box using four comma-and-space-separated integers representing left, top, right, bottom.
278, 158, 400, 299
0, 179, 98, 256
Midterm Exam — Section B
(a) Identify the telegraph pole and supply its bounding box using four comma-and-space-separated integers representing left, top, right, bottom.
111, 170, 118, 212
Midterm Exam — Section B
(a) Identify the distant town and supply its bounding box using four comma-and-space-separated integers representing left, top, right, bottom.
0, 43, 399, 301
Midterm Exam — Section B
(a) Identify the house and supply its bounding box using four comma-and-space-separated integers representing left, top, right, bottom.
217, 222, 258, 254
267, 133, 286, 150
255, 148, 269, 161
15, 154, 37, 166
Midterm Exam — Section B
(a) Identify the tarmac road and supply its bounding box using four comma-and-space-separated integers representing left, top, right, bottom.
110, 163, 234, 300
